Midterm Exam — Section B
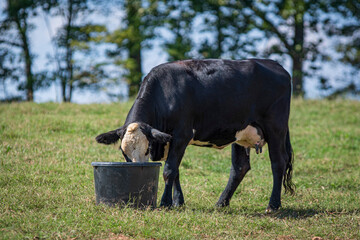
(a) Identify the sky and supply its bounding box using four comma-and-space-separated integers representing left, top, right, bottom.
1, 3, 357, 103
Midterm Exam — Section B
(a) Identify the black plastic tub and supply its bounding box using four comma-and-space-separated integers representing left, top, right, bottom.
91, 162, 161, 208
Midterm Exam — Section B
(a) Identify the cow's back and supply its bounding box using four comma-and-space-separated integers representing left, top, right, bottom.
147, 59, 289, 115
136, 59, 291, 139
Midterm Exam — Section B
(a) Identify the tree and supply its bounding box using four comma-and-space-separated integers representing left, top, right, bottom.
327, 0, 360, 97
106, 0, 161, 97
162, 0, 195, 61
0, 49, 22, 101
0, 0, 53, 101
246, 0, 331, 96
191, 0, 254, 59
50, 0, 107, 102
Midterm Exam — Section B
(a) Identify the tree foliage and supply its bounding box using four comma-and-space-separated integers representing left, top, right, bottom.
243, 0, 334, 96
161, 0, 195, 61
49, 0, 107, 102
192, 0, 255, 59
0, 0, 359, 101
0, 0, 55, 101
0, 48, 22, 100
106, 0, 162, 97
327, 0, 360, 97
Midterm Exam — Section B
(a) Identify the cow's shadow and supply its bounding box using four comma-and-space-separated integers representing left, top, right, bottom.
215, 207, 322, 219
265, 207, 359, 219
171, 205, 359, 220
259, 207, 321, 219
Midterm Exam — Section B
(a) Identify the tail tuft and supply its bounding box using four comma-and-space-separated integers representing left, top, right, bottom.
283, 129, 295, 195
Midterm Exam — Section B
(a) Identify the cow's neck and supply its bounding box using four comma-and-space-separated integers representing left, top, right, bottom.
125, 97, 157, 128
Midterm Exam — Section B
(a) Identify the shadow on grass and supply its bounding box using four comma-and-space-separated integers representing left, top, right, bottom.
157, 204, 360, 220
232, 207, 360, 220
270, 207, 360, 219
266, 208, 321, 219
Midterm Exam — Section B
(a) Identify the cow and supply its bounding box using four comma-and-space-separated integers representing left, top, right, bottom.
96, 59, 295, 212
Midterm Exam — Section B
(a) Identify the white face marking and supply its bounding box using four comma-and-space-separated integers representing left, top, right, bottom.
121, 123, 150, 162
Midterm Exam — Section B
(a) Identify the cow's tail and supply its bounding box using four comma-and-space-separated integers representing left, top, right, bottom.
283, 128, 295, 195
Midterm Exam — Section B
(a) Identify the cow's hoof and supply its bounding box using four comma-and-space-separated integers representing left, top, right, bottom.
215, 201, 229, 208
173, 195, 184, 207
265, 205, 280, 214
159, 201, 173, 209
160, 204, 172, 208
173, 200, 185, 207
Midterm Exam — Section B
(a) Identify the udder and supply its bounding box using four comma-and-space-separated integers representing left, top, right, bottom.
235, 125, 266, 154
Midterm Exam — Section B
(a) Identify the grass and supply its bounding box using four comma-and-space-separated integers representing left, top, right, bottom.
0, 99, 359, 239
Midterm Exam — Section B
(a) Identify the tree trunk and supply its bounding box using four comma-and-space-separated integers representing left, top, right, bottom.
61, 76, 67, 102
65, 50, 73, 102
126, 0, 142, 97
15, 13, 34, 101
128, 46, 142, 97
63, 0, 74, 102
215, 5, 223, 58
292, 4, 305, 97
69, 78, 73, 102
24, 39, 34, 101
292, 54, 304, 96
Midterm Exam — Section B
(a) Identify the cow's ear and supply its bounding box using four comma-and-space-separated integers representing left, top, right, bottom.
96, 125, 126, 145
116, 125, 127, 139
150, 128, 172, 144
140, 123, 172, 144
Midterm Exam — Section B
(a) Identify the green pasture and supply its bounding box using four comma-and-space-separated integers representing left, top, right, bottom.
0, 99, 359, 239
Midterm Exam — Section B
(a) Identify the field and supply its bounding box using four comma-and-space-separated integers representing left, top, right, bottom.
1, 99, 359, 239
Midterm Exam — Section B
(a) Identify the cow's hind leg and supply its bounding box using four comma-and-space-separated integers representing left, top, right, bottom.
264, 126, 288, 213
216, 144, 250, 207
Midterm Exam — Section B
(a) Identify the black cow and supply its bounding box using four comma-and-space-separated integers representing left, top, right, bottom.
96, 59, 295, 212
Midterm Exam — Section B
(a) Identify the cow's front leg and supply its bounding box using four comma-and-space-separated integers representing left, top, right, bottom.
216, 144, 250, 207
160, 139, 188, 207
173, 171, 184, 206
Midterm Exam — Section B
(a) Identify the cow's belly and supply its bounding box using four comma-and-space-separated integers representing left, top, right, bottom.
159, 125, 266, 162
189, 125, 265, 149
188, 139, 228, 149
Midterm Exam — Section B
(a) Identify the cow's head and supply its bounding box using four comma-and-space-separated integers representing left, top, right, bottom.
95, 122, 172, 162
